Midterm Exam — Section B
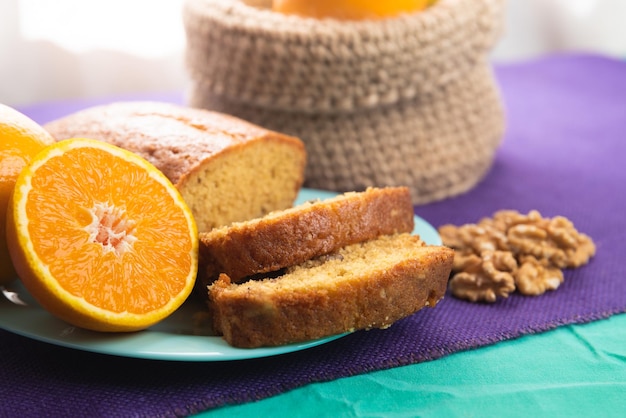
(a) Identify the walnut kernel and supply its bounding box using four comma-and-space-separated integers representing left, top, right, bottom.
514, 255, 564, 296
449, 250, 517, 303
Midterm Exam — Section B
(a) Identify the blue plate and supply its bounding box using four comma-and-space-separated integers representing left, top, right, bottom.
0, 188, 441, 361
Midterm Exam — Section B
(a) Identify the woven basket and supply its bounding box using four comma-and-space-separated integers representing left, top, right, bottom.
183, 0, 506, 205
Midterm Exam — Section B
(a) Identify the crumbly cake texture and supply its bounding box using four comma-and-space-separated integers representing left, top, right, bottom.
208, 234, 454, 348
183, 0, 505, 204
43, 101, 306, 232
198, 187, 415, 285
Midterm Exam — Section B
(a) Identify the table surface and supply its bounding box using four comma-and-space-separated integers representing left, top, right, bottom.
3, 53, 626, 418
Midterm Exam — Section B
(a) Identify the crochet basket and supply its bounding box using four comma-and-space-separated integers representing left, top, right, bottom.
183, 0, 506, 205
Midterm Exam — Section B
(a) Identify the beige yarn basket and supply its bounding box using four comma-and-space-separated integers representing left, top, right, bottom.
183, 0, 506, 205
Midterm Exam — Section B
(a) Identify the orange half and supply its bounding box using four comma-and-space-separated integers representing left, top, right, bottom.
6, 138, 198, 332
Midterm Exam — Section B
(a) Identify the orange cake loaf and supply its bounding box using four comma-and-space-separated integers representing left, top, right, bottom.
198, 187, 415, 285
44, 101, 306, 232
208, 233, 454, 348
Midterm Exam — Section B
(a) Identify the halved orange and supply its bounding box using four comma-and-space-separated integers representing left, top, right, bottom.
0, 103, 56, 284
6, 138, 198, 332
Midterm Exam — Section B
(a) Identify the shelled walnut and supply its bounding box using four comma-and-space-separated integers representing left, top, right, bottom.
439, 210, 595, 303
514, 255, 564, 296
448, 250, 517, 303
507, 215, 596, 269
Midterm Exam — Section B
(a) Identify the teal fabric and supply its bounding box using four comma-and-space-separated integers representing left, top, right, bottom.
196, 313, 626, 417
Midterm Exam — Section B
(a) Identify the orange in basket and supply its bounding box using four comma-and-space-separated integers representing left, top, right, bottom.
6, 138, 198, 332
273, 0, 435, 20
0, 103, 56, 284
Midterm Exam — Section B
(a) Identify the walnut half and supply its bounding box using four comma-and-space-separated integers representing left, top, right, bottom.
514, 255, 564, 296
507, 215, 596, 269
449, 250, 517, 303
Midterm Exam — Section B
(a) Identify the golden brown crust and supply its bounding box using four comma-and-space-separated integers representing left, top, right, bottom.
208, 234, 454, 348
198, 187, 415, 285
43, 101, 300, 186
44, 101, 306, 231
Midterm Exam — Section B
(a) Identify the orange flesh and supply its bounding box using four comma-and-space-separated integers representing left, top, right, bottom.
25, 146, 194, 314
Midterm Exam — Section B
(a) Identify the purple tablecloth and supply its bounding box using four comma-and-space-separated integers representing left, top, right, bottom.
2, 53, 625, 417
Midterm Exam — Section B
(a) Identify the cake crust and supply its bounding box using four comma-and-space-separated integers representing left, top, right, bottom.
208, 234, 454, 348
198, 187, 415, 285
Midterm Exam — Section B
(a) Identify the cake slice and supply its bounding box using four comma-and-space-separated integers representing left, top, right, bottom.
198, 187, 415, 285
208, 233, 454, 348
44, 101, 306, 232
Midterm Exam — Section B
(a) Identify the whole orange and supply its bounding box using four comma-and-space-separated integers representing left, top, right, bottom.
273, 0, 436, 20
0, 103, 55, 284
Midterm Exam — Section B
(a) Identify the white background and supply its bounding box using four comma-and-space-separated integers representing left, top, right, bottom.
1, 0, 625, 107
